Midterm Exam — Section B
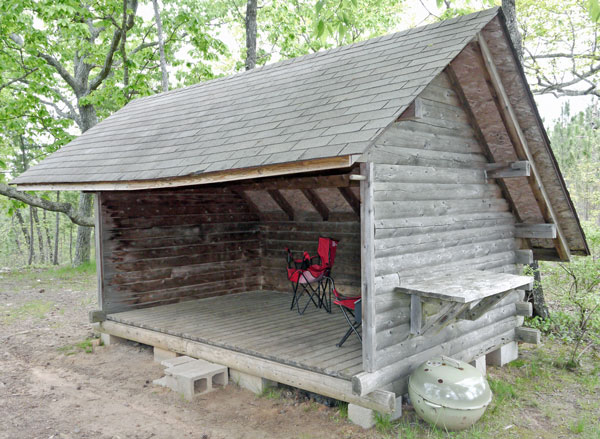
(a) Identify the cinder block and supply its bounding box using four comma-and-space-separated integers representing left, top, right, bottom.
153, 346, 177, 363
100, 333, 126, 346
229, 369, 277, 394
166, 359, 228, 400
348, 396, 402, 429
470, 355, 487, 375
486, 341, 519, 367
348, 404, 375, 429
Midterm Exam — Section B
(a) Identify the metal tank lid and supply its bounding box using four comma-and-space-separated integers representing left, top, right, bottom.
408, 356, 492, 410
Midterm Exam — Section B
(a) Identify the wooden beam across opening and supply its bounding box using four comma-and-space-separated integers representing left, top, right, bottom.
232, 173, 359, 192
338, 186, 361, 216
268, 189, 295, 220
485, 161, 531, 179
15, 155, 356, 192
477, 34, 570, 261
515, 223, 557, 239
301, 189, 329, 221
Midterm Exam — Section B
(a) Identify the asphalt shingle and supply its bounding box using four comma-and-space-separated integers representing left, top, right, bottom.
12, 8, 500, 185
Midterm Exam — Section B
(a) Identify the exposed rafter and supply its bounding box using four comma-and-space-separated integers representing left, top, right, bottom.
301, 189, 329, 221
268, 190, 294, 220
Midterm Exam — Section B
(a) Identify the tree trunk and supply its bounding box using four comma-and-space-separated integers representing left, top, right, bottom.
245, 0, 258, 70
31, 207, 45, 264
11, 215, 23, 257
152, 0, 169, 92
73, 192, 94, 266
53, 192, 60, 265
28, 206, 34, 265
43, 208, 53, 262
73, 103, 98, 266
501, 0, 523, 64
527, 261, 550, 319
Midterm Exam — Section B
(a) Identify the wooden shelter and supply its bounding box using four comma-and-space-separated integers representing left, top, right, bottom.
13, 7, 588, 421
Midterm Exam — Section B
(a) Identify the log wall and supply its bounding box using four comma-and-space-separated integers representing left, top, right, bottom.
99, 187, 261, 313
363, 70, 520, 380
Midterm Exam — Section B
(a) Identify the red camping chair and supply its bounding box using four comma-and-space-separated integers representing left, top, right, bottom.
285, 237, 339, 315
330, 279, 362, 347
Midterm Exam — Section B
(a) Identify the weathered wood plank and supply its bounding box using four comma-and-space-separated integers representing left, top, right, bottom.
394, 270, 531, 303
515, 223, 557, 239
485, 161, 530, 179
515, 326, 540, 344
361, 162, 377, 373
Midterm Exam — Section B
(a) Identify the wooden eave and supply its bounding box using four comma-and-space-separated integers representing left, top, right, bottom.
14, 155, 359, 192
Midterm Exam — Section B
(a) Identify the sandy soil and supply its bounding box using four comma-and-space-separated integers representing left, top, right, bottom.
0, 270, 376, 439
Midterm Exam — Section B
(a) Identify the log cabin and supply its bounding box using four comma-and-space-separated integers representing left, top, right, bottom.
12, 7, 589, 427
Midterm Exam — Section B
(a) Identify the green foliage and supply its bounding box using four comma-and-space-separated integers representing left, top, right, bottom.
537, 223, 600, 368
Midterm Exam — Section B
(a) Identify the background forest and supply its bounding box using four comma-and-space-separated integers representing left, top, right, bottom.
0, 0, 598, 268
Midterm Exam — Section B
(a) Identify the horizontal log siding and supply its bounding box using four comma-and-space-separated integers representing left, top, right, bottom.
260, 220, 361, 296
100, 188, 261, 313
366, 71, 519, 372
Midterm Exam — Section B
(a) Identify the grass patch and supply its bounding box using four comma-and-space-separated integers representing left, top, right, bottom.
0, 299, 53, 324
569, 418, 586, 434
4, 261, 96, 282
374, 412, 394, 434
336, 401, 348, 419
258, 387, 282, 400
58, 338, 95, 355
488, 379, 517, 403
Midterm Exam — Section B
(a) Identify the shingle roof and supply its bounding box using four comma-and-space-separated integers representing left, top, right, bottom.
12, 8, 500, 185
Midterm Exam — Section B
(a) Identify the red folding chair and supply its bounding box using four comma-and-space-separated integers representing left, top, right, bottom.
285, 237, 339, 314
330, 279, 362, 347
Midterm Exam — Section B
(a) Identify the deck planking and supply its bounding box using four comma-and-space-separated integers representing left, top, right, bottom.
107, 290, 362, 379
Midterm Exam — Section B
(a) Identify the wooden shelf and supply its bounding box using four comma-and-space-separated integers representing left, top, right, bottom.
395, 270, 533, 336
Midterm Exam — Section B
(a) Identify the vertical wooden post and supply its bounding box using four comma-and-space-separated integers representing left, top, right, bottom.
94, 192, 105, 310
360, 162, 377, 372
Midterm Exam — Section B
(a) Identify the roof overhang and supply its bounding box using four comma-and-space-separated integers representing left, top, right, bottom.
14, 155, 359, 191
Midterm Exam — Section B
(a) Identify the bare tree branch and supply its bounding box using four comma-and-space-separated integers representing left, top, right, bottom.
0, 183, 94, 227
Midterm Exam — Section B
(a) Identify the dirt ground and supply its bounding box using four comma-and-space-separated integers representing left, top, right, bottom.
0, 268, 380, 439
1, 268, 599, 439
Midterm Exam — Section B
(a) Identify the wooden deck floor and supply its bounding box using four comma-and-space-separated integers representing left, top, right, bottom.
107, 291, 363, 379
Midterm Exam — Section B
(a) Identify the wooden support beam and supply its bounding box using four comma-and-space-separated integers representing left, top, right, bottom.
485, 161, 531, 179
232, 174, 358, 192
94, 192, 105, 310
477, 34, 570, 261
88, 310, 106, 323
515, 302, 533, 317
96, 320, 396, 413
532, 247, 562, 262
338, 186, 361, 216
268, 190, 295, 220
397, 97, 423, 121
515, 327, 541, 344
461, 290, 512, 321
301, 189, 329, 221
410, 295, 422, 335
515, 223, 557, 239
15, 155, 356, 192
515, 249, 534, 265
360, 162, 376, 373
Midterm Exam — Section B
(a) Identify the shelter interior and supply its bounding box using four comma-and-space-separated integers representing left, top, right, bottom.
98, 167, 365, 380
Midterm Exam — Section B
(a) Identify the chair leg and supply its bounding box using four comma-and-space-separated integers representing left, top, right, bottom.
337, 306, 362, 347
